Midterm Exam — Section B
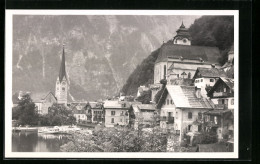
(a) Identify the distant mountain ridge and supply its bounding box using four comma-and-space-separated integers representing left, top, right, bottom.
12, 15, 199, 101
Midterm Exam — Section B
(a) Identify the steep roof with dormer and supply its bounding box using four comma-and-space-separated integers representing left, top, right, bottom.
155, 43, 221, 64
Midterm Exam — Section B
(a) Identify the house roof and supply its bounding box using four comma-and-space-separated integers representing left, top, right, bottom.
103, 100, 130, 109
204, 109, 232, 115
155, 44, 221, 64
220, 77, 234, 91
137, 104, 156, 111
31, 92, 56, 103
207, 77, 234, 96
198, 143, 228, 152
193, 67, 227, 79
158, 85, 214, 109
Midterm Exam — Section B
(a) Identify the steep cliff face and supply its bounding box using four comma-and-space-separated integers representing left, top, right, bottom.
12, 15, 199, 100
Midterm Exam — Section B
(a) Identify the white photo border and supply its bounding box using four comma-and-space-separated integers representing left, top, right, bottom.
5, 10, 239, 158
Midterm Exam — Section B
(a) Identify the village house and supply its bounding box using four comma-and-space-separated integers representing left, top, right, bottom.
71, 102, 88, 122
12, 91, 57, 115
85, 102, 104, 123
152, 22, 222, 101
129, 104, 157, 129
205, 77, 234, 141
193, 67, 227, 98
31, 92, 57, 115
157, 85, 215, 142
207, 77, 234, 111
103, 100, 130, 127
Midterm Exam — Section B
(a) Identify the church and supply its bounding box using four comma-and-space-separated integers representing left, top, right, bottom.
55, 44, 69, 105
151, 22, 222, 101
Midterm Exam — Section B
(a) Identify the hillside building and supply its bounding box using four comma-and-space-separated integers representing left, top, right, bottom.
152, 22, 222, 101
193, 67, 227, 98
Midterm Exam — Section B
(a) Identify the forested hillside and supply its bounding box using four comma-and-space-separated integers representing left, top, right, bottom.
121, 16, 234, 96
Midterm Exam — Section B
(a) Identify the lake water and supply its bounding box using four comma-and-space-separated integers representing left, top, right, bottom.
12, 131, 71, 152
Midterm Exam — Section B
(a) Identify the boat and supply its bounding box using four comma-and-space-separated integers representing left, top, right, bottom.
38, 127, 59, 134
13, 126, 38, 132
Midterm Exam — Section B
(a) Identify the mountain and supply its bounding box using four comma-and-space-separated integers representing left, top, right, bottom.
12, 15, 199, 101
121, 16, 234, 96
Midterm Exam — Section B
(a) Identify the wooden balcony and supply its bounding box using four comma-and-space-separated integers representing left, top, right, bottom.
214, 104, 228, 110
213, 92, 228, 97
160, 116, 174, 124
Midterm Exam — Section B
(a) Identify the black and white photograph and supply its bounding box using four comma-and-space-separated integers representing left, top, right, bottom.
5, 10, 238, 158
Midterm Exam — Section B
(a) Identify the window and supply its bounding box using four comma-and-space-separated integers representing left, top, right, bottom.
176, 112, 178, 119
62, 82, 66, 85
170, 100, 173, 104
231, 99, 234, 105
188, 125, 192, 131
167, 99, 169, 105
57, 87, 59, 90
214, 116, 218, 124
201, 79, 203, 82
111, 111, 115, 115
210, 79, 214, 82
183, 39, 187, 43
188, 112, 192, 119
120, 119, 122, 122
120, 111, 124, 116
177, 74, 179, 78
224, 87, 226, 92
198, 112, 202, 120
188, 72, 191, 79
62, 87, 65, 91
111, 118, 114, 123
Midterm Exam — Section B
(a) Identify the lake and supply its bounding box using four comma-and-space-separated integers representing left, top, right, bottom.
12, 131, 71, 152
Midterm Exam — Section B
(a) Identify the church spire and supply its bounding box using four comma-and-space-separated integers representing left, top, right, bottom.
180, 21, 185, 28
58, 44, 67, 82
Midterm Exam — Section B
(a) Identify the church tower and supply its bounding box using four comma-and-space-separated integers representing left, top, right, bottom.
173, 21, 191, 45
55, 45, 68, 104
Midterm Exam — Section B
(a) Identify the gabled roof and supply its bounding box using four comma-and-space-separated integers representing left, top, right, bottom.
137, 104, 156, 111
31, 92, 57, 103
155, 44, 221, 64
103, 100, 130, 109
157, 85, 214, 109
207, 77, 234, 96
193, 67, 227, 79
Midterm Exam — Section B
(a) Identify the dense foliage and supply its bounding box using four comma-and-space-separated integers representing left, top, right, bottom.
136, 90, 152, 104
39, 104, 76, 126
189, 16, 234, 65
153, 79, 167, 103
121, 16, 234, 95
60, 125, 167, 152
121, 49, 160, 96
12, 94, 39, 126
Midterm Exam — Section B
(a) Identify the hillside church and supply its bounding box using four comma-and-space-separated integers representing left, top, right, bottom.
151, 22, 222, 101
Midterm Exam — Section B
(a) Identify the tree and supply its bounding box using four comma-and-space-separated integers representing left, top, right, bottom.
39, 103, 76, 126
12, 94, 39, 126
136, 90, 151, 104
154, 79, 167, 103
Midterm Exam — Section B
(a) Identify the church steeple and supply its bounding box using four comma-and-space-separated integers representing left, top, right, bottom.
55, 44, 68, 105
58, 44, 67, 82
173, 21, 191, 45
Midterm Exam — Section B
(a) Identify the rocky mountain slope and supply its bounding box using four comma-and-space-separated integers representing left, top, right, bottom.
12, 15, 199, 101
